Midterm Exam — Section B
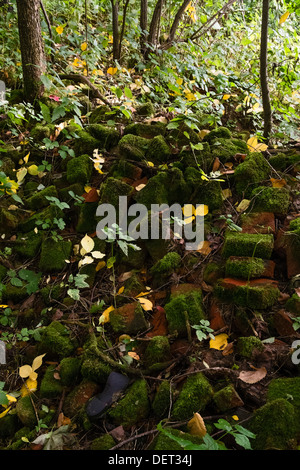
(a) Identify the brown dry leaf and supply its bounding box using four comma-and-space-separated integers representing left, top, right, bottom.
212, 157, 220, 172
128, 351, 140, 360
110, 426, 126, 442
196, 240, 211, 256
222, 342, 234, 356
187, 413, 207, 437
57, 412, 71, 427
238, 366, 267, 384
118, 271, 133, 282
83, 187, 100, 202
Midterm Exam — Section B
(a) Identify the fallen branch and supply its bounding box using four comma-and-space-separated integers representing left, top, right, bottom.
59, 73, 111, 107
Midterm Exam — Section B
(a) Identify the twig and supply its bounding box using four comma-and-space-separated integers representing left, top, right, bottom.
59, 73, 111, 107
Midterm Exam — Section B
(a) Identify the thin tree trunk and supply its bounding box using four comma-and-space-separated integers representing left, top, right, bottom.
140, 0, 148, 54
148, 0, 164, 49
164, 0, 191, 47
260, 0, 272, 140
111, 0, 120, 61
16, 0, 46, 102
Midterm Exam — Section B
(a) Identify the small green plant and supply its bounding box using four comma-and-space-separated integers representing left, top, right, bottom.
218, 214, 242, 232
192, 319, 215, 342
0, 307, 15, 327
64, 273, 90, 301
7, 269, 41, 295
291, 316, 300, 332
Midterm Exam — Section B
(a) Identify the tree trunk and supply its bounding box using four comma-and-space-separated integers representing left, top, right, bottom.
16, 0, 46, 102
111, 0, 120, 61
260, 0, 272, 140
148, 0, 164, 50
164, 0, 191, 47
140, 0, 148, 55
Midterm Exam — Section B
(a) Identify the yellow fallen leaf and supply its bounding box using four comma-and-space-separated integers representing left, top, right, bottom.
23, 153, 30, 164
176, 77, 183, 86
16, 167, 27, 184
232, 415, 239, 421
0, 406, 11, 418
199, 129, 210, 140
209, 333, 228, 350
247, 136, 268, 152
19, 364, 33, 379
138, 297, 153, 311
196, 240, 211, 255
96, 260, 106, 271
0, 305, 9, 308
279, 11, 290, 24
20, 378, 37, 397
27, 165, 39, 176
81, 234, 95, 254
270, 178, 286, 188
128, 351, 140, 360
117, 286, 125, 295
236, 199, 251, 213
99, 305, 114, 324
222, 188, 232, 200
107, 67, 118, 75
31, 353, 46, 372
187, 412, 207, 437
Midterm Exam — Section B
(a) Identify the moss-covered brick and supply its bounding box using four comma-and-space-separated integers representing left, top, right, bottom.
124, 121, 166, 138
14, 231, 43, 259
30, 124, 55, 141
213, 384, 244, 412
15, 395, 37, 428
184, 166, 223, 211
225, 256, 274, 279
144, 336, 171, 366
236, 336, 264, 358
0, 265, 7, 283
203, 262, 224, 285
251, 186, 290, 216
38, 321, 76, 358
285, 293, 300, 315
150, 252, 181, 286
248, 398, 300, 450
214, 278, 280, 309
268, 152, 300, 171
110, 159, 142, 180
180, 142, 213, 173
146, 135, 171, 163
76, 201, 98, 233
18, 205, 64, 233
39, 237, 72, 273
89, 105, 111, 124
107, 379, 150, 428
40, 365, 64, 398
267, 377, 300, 410
81, 356, 112, 384
118, 134, 150, 161
0, 208, 19, 231
171, 373, 213, 420
164, 289, 205, 337
152, 381, 173, 418
134, 168, 189, 208
73, 130, 101, 156
86, 124, 120, 149
2, 282, 28, 303
0, 413, 19, 440
99, 177, 134, 209
25, 185, 58, 211
136, 101, 155, 117
109, 301, 149, 335
66, 154, 93, 185
234, 152, 270, 196
203, 126, 232, 144
58, 183, 84, 202
210, 137, 244, 163
59, 357, 82, 387
90, 434, 116, 450
40, 284, 63, 306
222, 231, 274, 259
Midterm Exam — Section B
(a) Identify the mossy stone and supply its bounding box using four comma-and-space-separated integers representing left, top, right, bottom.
203, 262, 224, 285
236, 336, 264, 358
99, 177, 134, 209
18, 205, 64, 233
66, 154, 93, 185
210, 137, 243, 163
152, 381, 173, 418
164, 289, 205, 337
150, 252, 181, 286
147, 135, 171, 163
40, 284, 63, 306
0, 265, 7, 282
81, 356, 112, 384
180, 141, 213, 173
267, 377, 300, 409
124, 121, 166, 138
203, 126, 232, 144
150, 429, 203, 451
118, 134, 150, 161
214, 280, 280, 309
39, 237, 72, 273
58, 183, 84, 203
86, 124, 120, 149
76, 201, 98, 233
184, 166, 223, 211
39, 321, 75, 358
14, 231, 43, 259
30, 124, 55, 141
2, 282, 28, 303
107, 379, 150, 428
222, 231, 274, 259
144, 336, 171, 366
89, 105, 111, 123
73, 130, 101, 156
59, 357, 82, 387
0, 208, 19, 232
285, 294, 300, 315
16, 395, 36, 428
234, 152, 270, 196
40, 365, 64, 398
171, 373, 213, 420
251, 186, 290, 216
25, 185, 58, 211
136, 101, 155, 117
225, 256, 266, 279
248, 398, 300, 450
0, 413, 18, 439
109, 302, 149, 335
90, 434, 116, 450
213, 384, 244, 412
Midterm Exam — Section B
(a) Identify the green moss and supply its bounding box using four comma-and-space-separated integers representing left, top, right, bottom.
110, 159, 141, 180
136, 101, 155, 117
269, 152, 300, 171
89, 105, 111, 123
164, 289, 205, 337
2, 282, 28, 303
267, 377, 300, 409
40, 365, 64, 398
0, 208, 19, 231
90, 434, 116, 450
147, 135, 171, 163
108, 379, 150, 428
184, 167, 223, 211
118, 134, 150, 161
66, 154, 93, 185
15, 395, 36, 428
86, 124, 120, 149
236, 336, 264, 358
0, 413, 18, 439
76, 201, 98, 233
150, 252, 181, 286
248, 398, 300, 450
234, 152, 270, 196
30, 124, 55, 141
144, 336, 171, 366
73, 130, 101, 156
222, 231, 274, 259
210, 137, 243, 163
213, 384, 243, 412
39, 321, 76, 358
171, 373, 213, 420
18, 205, 64, 233
123, 273, 145, 297
150, 428, 203, 451
251, 186, 290, 215
180, 142, 213, 173
214, 280, 279, 309
81, 357, 112, 384
25, 185, 58, 211
14, 231, 43, 259
40, 284, 63, 306
109, 302, 149, 335
99, 177, 134, 209
285, 294, 300, 315
152, 381, 173, 418
59, 357, 81, 387
225, 256, 265, 279
39, 237, 72, 273
0, 265, 7, 282
124, 121, 166, 138
58, 183, 84, 202
203, 126, 232, 144
203, 262, 224, 285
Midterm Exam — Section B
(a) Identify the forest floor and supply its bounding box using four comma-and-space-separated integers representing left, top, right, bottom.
0, 91, 300, 451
